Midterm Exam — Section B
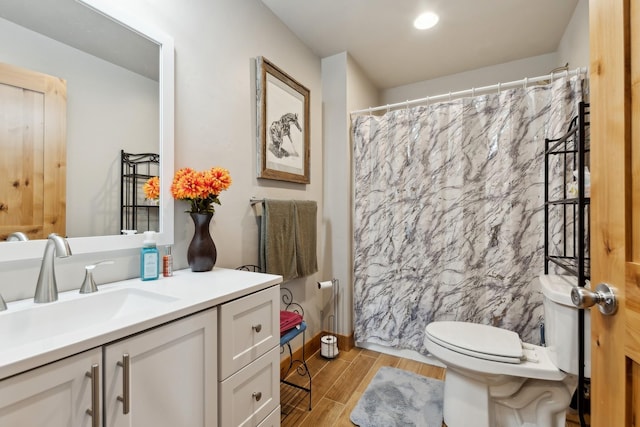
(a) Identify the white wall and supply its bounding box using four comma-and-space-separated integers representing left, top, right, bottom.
0, 0, 326, 341
320, 53, 348, 334
322, 52, 379, 336
557, 0, 589, 70
381, 53, 559, 104
0, 17, 158, 238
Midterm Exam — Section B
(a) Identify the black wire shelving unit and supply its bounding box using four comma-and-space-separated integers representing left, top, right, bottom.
544, 101, 590, 427
120, 150, 160, 234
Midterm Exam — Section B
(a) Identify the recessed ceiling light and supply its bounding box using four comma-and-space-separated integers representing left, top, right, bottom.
414, 11, 439, 30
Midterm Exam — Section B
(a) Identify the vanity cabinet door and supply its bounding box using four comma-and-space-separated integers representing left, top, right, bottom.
104, 308, 217, 427
0, 348, 102, 427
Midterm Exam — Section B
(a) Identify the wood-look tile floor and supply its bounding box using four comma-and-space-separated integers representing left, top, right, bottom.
280, 347, 588, 427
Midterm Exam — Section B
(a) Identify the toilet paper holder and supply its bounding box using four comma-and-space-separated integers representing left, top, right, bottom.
318, 278, 339, 358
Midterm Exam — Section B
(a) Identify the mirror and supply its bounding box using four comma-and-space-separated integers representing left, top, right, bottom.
0, 0, 174, 261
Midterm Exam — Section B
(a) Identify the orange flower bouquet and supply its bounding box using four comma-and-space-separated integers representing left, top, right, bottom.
170, 167, 232, 214
143, 176, 160, 201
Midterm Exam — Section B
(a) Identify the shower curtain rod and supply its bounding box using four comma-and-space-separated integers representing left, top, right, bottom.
350, 67, 588, 115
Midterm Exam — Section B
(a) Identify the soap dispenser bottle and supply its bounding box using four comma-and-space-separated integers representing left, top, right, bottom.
140, 231, 159, 281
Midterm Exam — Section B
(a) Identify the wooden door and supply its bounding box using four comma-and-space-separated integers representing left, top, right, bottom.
589, 0, 640, 425
0, 62, 66, 240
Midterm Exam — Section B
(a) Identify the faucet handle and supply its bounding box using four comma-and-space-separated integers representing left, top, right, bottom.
80, 261, 115, 294
0, 294, 7, 311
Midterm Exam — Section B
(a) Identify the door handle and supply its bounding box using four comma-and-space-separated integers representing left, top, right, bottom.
571, 283, 617, 315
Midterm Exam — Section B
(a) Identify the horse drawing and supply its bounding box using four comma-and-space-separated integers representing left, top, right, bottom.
269, 112, 302, 158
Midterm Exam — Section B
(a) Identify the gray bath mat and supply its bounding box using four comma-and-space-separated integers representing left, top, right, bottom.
350, 366, 444, 427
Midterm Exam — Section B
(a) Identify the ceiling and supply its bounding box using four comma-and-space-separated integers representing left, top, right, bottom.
260, 0, 579, 89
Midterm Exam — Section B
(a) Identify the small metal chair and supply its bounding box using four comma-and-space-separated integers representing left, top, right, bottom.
279, 287, 312, 410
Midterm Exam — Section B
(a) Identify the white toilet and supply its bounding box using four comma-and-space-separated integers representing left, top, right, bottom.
423, 275, 590, 427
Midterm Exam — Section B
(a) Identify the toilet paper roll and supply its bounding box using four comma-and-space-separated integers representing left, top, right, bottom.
318, 280, 333, 289
321, 335, 339, 358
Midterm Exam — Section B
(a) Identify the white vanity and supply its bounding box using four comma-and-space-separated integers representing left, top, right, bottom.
0, 268, 282, 427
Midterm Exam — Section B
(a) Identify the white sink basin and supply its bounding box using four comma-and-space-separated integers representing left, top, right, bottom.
0, 288, 179, 350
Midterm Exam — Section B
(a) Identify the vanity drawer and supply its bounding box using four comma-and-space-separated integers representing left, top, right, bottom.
219, 285, 279, 380
257, 405, 281, 427
219, 346, 279, 427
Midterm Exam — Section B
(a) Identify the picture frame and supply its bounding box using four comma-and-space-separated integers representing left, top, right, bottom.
256, 57, 310, 184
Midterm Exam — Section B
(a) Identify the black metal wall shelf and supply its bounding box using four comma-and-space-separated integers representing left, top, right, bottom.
544, 101, 590, 427
544, 102, 590, 278
120, 150, 160, 233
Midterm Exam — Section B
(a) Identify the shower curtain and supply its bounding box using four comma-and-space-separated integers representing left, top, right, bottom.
352, 75, 585, 353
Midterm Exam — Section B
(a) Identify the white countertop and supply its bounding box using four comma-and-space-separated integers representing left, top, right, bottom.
0, 267, 282, 380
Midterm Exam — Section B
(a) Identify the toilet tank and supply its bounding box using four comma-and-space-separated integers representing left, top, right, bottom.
539, 274, 591, 377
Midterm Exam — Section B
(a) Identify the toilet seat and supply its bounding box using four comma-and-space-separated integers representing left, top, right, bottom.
424, 321, 566, 381
426, 321, 524, 363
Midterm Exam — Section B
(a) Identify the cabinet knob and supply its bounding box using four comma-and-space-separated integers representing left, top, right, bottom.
252, 324, 262, 333
252, 391, 262, 402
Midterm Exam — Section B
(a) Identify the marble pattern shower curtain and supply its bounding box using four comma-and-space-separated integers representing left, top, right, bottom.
352, 75, 585, 353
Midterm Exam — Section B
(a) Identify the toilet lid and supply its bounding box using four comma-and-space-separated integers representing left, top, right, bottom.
425, 321, 524, 364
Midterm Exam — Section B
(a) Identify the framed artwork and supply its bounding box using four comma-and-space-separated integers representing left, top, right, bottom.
256, 57, 310, 184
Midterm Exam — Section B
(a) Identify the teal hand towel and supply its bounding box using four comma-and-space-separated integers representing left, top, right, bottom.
260, 199, 297, 281
294, 200, 318, 277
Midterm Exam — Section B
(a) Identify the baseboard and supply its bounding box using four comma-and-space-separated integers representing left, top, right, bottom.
279, 330, 355, 377
335, 331, 355, 352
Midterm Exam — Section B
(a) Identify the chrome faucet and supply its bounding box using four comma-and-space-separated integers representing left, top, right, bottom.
6, 232, 29, 241
0, 293, 6, 311
34, 233, 72, 303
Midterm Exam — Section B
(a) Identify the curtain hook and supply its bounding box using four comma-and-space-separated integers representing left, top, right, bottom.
523, 77, 528, 89
472, 87, 475, 97
386, 104, 390, 113
448, 91, 452, 101
426, 95, 430, 106
368, 107, 372, 117
498, 82, 502, 94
